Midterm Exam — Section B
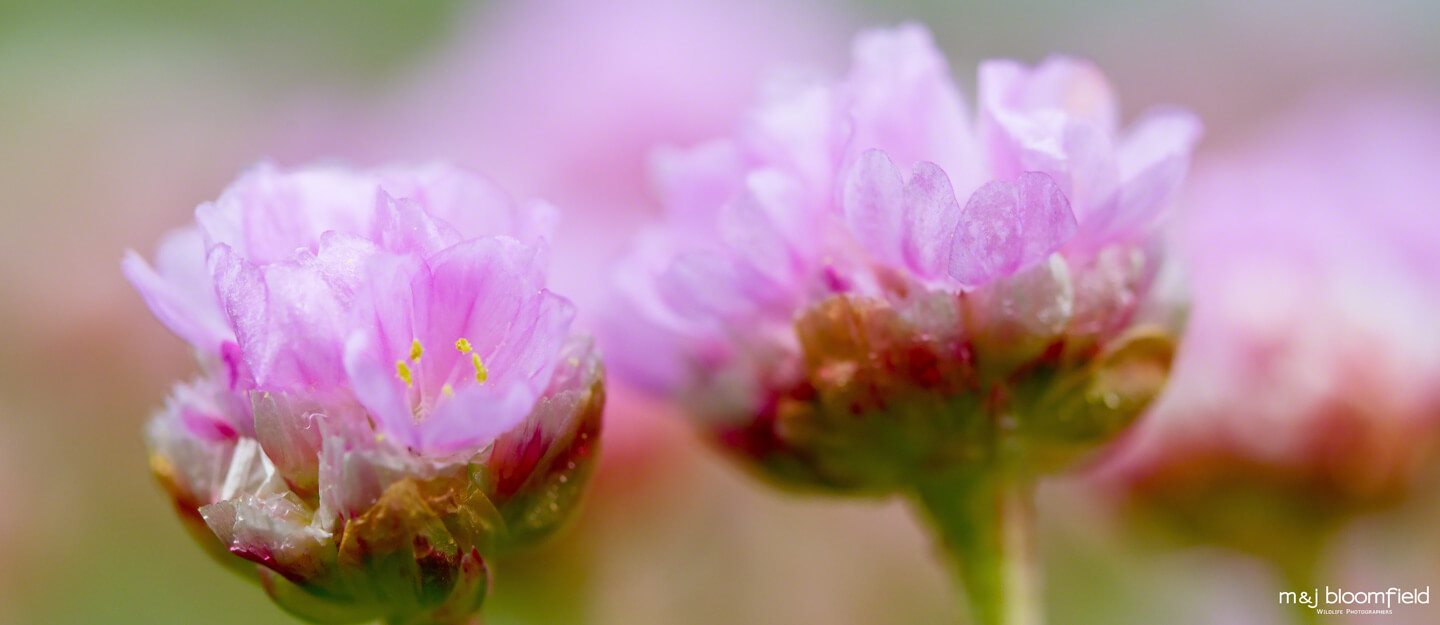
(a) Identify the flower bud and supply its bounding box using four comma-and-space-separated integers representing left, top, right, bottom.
1097, 96, 1440, 550
128, 163, 603, 624
605, 24, 1197, 494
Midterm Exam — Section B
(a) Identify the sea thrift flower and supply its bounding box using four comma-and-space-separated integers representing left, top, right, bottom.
607, 24, 1198, 488
267, 6, 849, 621
278, 0, 851, 492
604, 23, 1198, 625
1095, 95, 1440, 579
126, 163, 603, 625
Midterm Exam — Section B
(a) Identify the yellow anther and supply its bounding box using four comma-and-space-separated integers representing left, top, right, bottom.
456, 338, 472, 353
396, 361, 413, 387
471, 353, 488, 384
409, 340, 423, 361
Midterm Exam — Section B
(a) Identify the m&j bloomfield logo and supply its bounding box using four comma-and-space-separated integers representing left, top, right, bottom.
1279, 587, 1430, 616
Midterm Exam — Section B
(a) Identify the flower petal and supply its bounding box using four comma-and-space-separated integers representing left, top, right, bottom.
419, 237, 553, 396
123, 227, 231, 353
841, 149, 906, 267
846, 23, 980, 191
902, 161, 965, 278
419, 382, 538, 455
948, 172, 1078, 287
1113, 108, 1203, 230
379, 163, 557, 244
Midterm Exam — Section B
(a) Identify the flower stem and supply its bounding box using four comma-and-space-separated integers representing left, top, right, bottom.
1275, 540, 1325, 625
385, 612, 483, 625
913, 471, 1043, 625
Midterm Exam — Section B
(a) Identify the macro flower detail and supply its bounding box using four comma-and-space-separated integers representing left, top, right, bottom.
127, 163, 602, 625
607, 24, 1197, 487
604, 23, 1199, 624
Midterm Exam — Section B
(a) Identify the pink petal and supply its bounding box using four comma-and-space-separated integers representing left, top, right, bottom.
1114, 108, 1203, 226
343, 334, 417, 449
846, 23, 980, 190
657, 251, 763, 321
485, 289, 575, 390
718, 170, 808, 288
741, 83, 843, 202
213, 164, 377, 264
948, 172, 1078, 287
420, 237, 554, 397
208, 245, 269, 377
902, 161, 965, 278
372, 190, 461, 255
978, 58, 1121, 215
841, 149, 906, 266
380, 163, 556, 244
122, 227, 231, 353
419, 382, 538, 455
212, 235, 377, 391
982, 57, 1118, 135
601, 234, 727, 393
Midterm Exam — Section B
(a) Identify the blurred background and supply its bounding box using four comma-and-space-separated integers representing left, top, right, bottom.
2, 0, 1439, 623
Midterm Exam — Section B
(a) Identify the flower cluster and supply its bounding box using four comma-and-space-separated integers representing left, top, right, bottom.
126, 163, 602, 624
604, 24, 1200, 490
1097, 96, 1440, 545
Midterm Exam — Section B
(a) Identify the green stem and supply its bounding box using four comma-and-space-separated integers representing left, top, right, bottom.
384, 609, 483, 625
1274, 539, 1325, 625
385, 616, 481, 625
913, 471, 1043, 625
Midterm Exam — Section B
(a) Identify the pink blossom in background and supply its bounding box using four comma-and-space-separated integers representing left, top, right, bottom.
1096, 93, 1440, 519
126, 163, 602, 623
603, 24, 1200, 458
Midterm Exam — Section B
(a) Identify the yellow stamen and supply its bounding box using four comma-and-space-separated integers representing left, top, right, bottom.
472, 353, 488, 384
396, 361, 413, 387
456, 338, 472, 353
409, 339, 423, 361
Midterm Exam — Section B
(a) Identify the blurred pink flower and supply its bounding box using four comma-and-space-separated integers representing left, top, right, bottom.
127, 163, 602, 624
603, 23, 1200, 488
1097, 93, 1440, 521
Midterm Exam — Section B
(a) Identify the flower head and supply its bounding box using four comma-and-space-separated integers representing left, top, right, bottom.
604, 24, 1199, 490
127, 163, 602, 624
276, 0, 852, 484
1096, 95, 1440, 543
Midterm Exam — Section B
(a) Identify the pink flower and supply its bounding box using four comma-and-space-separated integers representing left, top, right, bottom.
127, 163, 602, 624
603, 24, 1199, 488
275, 0, 852, 485
1097, 94, 1440, 525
